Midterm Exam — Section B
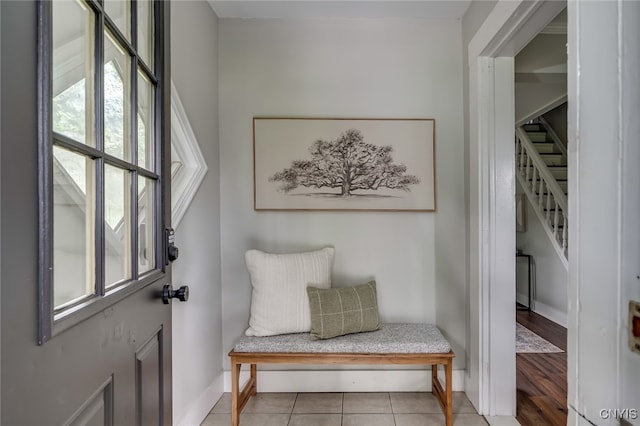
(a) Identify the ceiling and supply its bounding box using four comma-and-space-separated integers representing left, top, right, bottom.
207, 1, 473, 19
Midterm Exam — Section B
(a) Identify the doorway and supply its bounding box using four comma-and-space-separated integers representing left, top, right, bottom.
466, 0, 567, 416
513, 13, 569, 423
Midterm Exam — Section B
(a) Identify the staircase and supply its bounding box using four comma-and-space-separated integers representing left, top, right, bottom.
515, 117, 568, 267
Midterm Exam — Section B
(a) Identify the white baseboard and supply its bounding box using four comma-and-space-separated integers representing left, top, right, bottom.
516, 293, 568, 328
516, 291, 531, 308
223, 369, 465, 393
484, 416, 520, 425
176, 373, 224, 426
532, 300, 567, 328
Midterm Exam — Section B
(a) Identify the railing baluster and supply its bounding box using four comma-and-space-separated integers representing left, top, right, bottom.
553, 200, 560, 240
545, 186, 552, 222
562, 214, 568, 252
538, 178, 545, 210
515, 126, 568, 264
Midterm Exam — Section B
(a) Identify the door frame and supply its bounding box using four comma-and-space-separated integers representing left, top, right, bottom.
466, 0, 566, 416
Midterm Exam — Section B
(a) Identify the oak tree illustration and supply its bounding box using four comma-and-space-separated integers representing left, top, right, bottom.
270, 129, 420, 197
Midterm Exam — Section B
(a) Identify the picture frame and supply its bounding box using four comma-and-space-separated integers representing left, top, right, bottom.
253, 117, 436, 211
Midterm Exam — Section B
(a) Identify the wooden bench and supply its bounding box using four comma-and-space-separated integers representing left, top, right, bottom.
228, 323, 455, 426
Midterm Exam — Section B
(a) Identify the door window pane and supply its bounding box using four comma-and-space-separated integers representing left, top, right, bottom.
104, 0, 131, 41
105, 165, 131, 287
137, 0, 154, 70
53, 146, 95, 308
41, 0, 165, 343
138, 177, 155, 274
137, 70, 154, 170
52, 0, 95, 146
104, 31, 131, 161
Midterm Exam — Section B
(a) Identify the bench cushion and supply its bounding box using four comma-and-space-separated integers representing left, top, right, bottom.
233, 323, 451, 354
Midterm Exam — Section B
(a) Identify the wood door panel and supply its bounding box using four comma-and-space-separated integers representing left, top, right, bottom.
137, 330, 163, 426
66, 378, 113, 426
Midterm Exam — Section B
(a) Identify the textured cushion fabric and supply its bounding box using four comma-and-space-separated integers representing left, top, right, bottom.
244, 247, 334, 337
233, 323, 451, 354
307, 281, 380, 340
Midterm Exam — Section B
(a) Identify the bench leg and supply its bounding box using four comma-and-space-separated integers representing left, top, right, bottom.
431, 362, 453, 426
231, 359, 241, 426
445, 358, 453, 426
230, 358, 258, 426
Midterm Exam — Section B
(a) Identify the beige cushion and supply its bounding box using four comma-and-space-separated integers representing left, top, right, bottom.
306, 281, 380, 340
245, 247, 334, 337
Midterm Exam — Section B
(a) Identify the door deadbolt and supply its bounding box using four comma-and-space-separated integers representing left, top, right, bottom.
165, 228, 179, 264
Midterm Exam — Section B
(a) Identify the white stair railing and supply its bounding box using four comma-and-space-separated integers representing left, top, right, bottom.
539, 116, 568, 161
515, 126, 568, 267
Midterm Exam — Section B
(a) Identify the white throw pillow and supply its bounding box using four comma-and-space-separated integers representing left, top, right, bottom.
244, 247, 334, 336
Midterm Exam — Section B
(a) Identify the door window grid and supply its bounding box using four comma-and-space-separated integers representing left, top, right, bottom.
39, 0, 163, 343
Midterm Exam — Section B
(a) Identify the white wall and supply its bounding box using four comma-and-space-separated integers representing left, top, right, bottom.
514, 73, 566, 125
219, 18, 466, 373
515, 28, 567, 124
514, 33, 567, 124
515, 33, 567, 74
516, 181, 567, 326
542, 103, 567, 146
171, 3, 223, 425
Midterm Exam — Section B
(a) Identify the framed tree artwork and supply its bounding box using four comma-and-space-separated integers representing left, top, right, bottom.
253, 117, 436, 211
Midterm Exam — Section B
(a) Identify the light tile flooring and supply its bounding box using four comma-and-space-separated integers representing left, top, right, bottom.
202, 392, 488, 426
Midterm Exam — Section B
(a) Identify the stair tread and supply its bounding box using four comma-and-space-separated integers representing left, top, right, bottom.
520, 122, 569, 254
535, 193, 568, 197
521, 165, 567, 171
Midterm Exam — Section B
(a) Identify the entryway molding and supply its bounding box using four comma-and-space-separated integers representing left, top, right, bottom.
466, 0, 566, 416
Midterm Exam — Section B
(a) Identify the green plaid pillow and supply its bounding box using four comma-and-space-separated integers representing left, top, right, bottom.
306, 281, 380, 340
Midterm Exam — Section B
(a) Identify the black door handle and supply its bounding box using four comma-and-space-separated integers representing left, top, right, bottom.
162, 284, 189, 304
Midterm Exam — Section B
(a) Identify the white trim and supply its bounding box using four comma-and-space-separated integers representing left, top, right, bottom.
175, 373, 224, 426
484, 416, 521, 426
223, 369, 466, 393
539, 21, 567, 35
516, 291, 529, 308
171, 81, 208, 228
468, 1, 525, 63
532, 300, 568, 329
516, 292, 568, 328
489, 57, 517, 416
469, 55, 517, 417
469, 1, 566, 63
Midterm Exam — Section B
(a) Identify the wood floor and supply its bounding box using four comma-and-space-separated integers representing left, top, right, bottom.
516, 310, 568, 426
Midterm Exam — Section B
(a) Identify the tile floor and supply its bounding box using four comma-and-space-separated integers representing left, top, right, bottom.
201, 392, 488, 426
